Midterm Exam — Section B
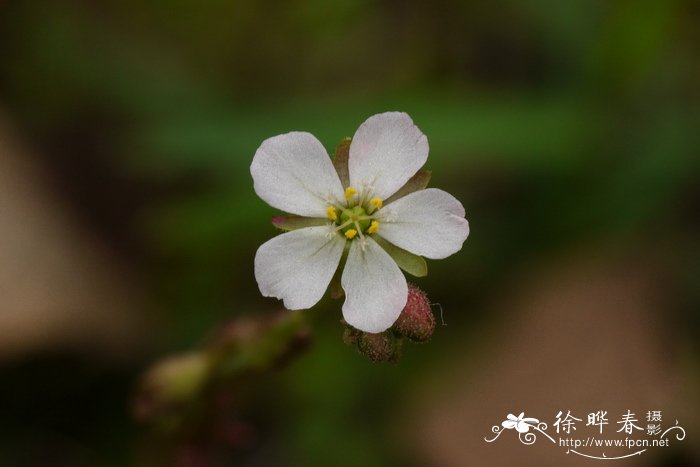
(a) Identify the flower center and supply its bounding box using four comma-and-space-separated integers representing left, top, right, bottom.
326, 186, 383, 241
340, 206, 370, 232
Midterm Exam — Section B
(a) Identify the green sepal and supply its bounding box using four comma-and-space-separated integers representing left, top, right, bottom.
271, 215, 328, 231
373, 236, 427, 277
333, 137, 351, 188
384, 169, 432, 204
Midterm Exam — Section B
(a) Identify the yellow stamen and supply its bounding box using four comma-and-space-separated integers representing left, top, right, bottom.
344, 229, 358, 239
344, 186, 358, 200
368, 220, 380, 234
369, 197, 383, 211
326, 206, 338, 221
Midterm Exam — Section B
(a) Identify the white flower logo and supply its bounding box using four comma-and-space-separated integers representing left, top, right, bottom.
502, 412, 540, 433
251, 112, 469, 333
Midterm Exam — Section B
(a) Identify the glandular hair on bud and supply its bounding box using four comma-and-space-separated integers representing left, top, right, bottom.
357, 330, 401, 363
392, 283, 435, 342
341, 320, 361, 346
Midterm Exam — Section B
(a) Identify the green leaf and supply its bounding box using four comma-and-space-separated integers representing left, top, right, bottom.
373, 236, 427, 277
384, 169, 431, 204
272, 215, 328, 231
333, 137, 351, 188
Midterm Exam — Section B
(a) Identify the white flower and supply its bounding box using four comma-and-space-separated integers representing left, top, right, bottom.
502, 413, 540, 433
251, 112, 469, 333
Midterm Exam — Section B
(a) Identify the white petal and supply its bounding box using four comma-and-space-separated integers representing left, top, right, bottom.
516, 422, 531, 433
348, 112, 429, 201
251, 132, 345, 217
254, 226, 344, 309
376, 188, 469, 259
502, 421, 517, 429
341, 237, 408, 333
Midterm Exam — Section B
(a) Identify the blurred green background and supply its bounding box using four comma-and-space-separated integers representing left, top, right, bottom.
0, 1, 698, 466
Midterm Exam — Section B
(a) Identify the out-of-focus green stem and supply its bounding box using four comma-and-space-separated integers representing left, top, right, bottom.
208, 311, 310, 378
133, 311, 311, 426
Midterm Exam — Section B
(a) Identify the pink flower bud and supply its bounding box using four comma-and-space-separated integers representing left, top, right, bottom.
392, 283, 435, 342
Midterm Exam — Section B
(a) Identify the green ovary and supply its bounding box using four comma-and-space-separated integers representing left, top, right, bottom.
340, 206, 371, 234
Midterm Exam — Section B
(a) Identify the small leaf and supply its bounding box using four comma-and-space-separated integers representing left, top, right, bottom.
385, 169, 432, 204
374, 236, 427, 277
333, 137, 351, 188
271, 215, 328, 231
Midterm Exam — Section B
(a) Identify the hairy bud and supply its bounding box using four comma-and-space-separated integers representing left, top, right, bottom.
357, 331, 401, 363
341, 321, 361, 346
392, 283, 435, 342
341, 319, 400, 362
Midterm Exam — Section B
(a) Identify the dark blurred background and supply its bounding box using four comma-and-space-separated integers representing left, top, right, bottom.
0, 1, 698, 466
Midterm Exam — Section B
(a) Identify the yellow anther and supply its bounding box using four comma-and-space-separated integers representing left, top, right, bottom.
369, 197, 383, 210
368, 220, 380, 234
344, 186, 358, 200
326, 206, 338, 221
344, 229, 358, 240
